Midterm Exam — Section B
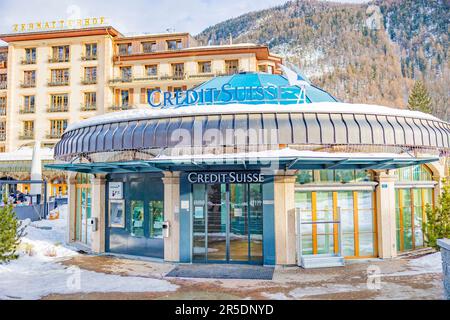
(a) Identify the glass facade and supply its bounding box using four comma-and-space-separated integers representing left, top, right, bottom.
75, 173, 92, 245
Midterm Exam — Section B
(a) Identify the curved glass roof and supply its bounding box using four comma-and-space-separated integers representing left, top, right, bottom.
174, 72, 337, 106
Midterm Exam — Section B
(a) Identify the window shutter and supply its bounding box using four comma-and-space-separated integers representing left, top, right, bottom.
114, 89, 120, 106
140, 88, 146, 104
129, 88, 134, 105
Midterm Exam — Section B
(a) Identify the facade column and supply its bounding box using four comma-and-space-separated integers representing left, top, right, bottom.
67, 172, 77, 244
375, 170, 398, 259
90, 174, 106, 253
273, 171, 297, 265
163, 171, 181, 263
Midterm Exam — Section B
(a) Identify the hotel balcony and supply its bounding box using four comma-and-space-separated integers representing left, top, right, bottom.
81, 78, 97, 85
20, 81, 36, 88
0, 82, 6, 90
48, 80, 69, 87
81, 55, 98, 61
48, 56, 70, 63
109, 77, 133, 84
46, 132, 63, 139
80, 104, 97, 112
109, 105, 134, 112
19, 131, 34, 140
188, 73, 215, 79
47, 105, 69, 113
21, 58, 36, 65
0, 133, 6, 141
19, 106, 35, 114
133, 75, 159, 82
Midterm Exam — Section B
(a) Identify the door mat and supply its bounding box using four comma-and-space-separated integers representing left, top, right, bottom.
166, 264, 274, 280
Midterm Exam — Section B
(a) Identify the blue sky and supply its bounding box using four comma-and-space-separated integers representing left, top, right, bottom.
0, 0, 369, 37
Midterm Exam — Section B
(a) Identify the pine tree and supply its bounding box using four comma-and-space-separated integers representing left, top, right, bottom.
0, 197, 25, 263
407, 80, 433, 113
424, 180, 450, 249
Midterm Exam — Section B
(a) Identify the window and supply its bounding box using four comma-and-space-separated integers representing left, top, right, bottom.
172, 63, 184, 79
75, 174, 92, 245
198, 61, 211, 74
225, 60, 239, 75
120, 66, 132, 81
83, 92, 96, 110
51, 45, 70, 62
118, 43, 132, 55
24, 48, 36, 64
0, 52, 6, 63
50, 69, 69, 86
84, 43, 97, 60
50, 94, 69, 112
166, 39, 182, 50
121, 90, 129, 106
142, 41, 156, 53
296, 170, 372, 184
0, 74, 6, 89
149, 201, 164, 238
0, 121, 5, 141
83, 67, 97, 84
23, 70, 36, 86
49, 120, 68, 138
22, 121, 34, 138
396, 165, 433, 182
22, 95, 35, 113
145, 65, 158, 76
0, 97, 6, 116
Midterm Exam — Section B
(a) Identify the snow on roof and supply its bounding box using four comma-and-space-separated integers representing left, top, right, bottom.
0, 147, 54, 161
186, 43, 259, 50
66, 102, 445, 132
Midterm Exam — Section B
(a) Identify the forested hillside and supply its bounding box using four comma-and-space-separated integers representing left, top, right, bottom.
197, 0, 449, 121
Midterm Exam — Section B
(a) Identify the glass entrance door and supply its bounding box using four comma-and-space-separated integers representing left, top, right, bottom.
192, 183, 263, 264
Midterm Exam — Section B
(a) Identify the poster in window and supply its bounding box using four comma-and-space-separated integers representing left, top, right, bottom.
109, 200, 125, 228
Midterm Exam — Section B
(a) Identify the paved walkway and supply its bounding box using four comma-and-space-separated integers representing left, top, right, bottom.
43, 254, 445, 300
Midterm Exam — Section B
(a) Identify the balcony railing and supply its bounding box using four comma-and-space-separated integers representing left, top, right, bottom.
0, 82, 6, 90
160, 73, 186, 81
21, 58, 36, 65
109, 105, 134, 111
0, 133, 6, 141
19, 106, 35, 114
81, 55, 98, 61
81, 78, 97, 85
109, 77, 133, 84
133, 75, 159, 81
47, 105, 69, 113
80, 104, 97, 112
20, 81, 36, 88
19, 131, 34, 140
48, 80, 69, 87
188, 73, 215, 79
48, 56, 70, 63
46, 132, 63, 139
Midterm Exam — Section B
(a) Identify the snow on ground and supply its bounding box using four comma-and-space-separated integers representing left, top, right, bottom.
384, 253, 443, 277
0, 205, 178, 300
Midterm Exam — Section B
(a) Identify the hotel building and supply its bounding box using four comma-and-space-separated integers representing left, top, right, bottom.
0, 26, 281, 195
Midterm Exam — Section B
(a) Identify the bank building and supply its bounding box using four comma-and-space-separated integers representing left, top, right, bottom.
1, 25, 449, 268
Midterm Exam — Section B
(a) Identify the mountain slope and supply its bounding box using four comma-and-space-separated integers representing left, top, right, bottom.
197, 0, 449, 121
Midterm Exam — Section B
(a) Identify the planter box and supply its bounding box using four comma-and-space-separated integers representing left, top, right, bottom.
438, 239, 450, 300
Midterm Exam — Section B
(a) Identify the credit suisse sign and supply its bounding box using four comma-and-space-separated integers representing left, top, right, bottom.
187, 172, 265, 184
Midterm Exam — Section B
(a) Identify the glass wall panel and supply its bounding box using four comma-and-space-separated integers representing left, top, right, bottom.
358, 191, 375, 256
207, 184, 227, 261
295, 192, 313, 255
192, 184, 206, 261
413, 189, 423, 248
316, 192, 334, 255
335, 170, 355, 183
229, 184, 249, 262
402, 189, 413, 251
249, 184, 263, 263
338, 191, 354, 257
149, 201, 164, 238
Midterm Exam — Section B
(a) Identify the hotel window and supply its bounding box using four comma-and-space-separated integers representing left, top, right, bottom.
22, 121, 34, 139
0, 97, 6, 116
51, 45, 70, 63
145, 65, 158, 77
49, 120, 68, 139
0, 74, 6, 87
84, 43, 97, 60
118, 43, 132, 56
120, 66, 132, 81
22, 95, 35, 113
172, 63, 184, 79
23, 70, 36, 87
0, 52, 6, 63
113, 89, 134, 110
24, 48, 36, 64
0, 121, 6, 141
142, 41, 157, 53
166, 39, 182, 50
49, 94, 69, 112
83, 67, 97, 84
198, 61, 212, 74
83, 92, 97, 110
225, 60, 239, 75
50, 69, 70, 86
121, 90, 130, 106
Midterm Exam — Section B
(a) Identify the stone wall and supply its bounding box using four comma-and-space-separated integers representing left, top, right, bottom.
438, 239, 450, 300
